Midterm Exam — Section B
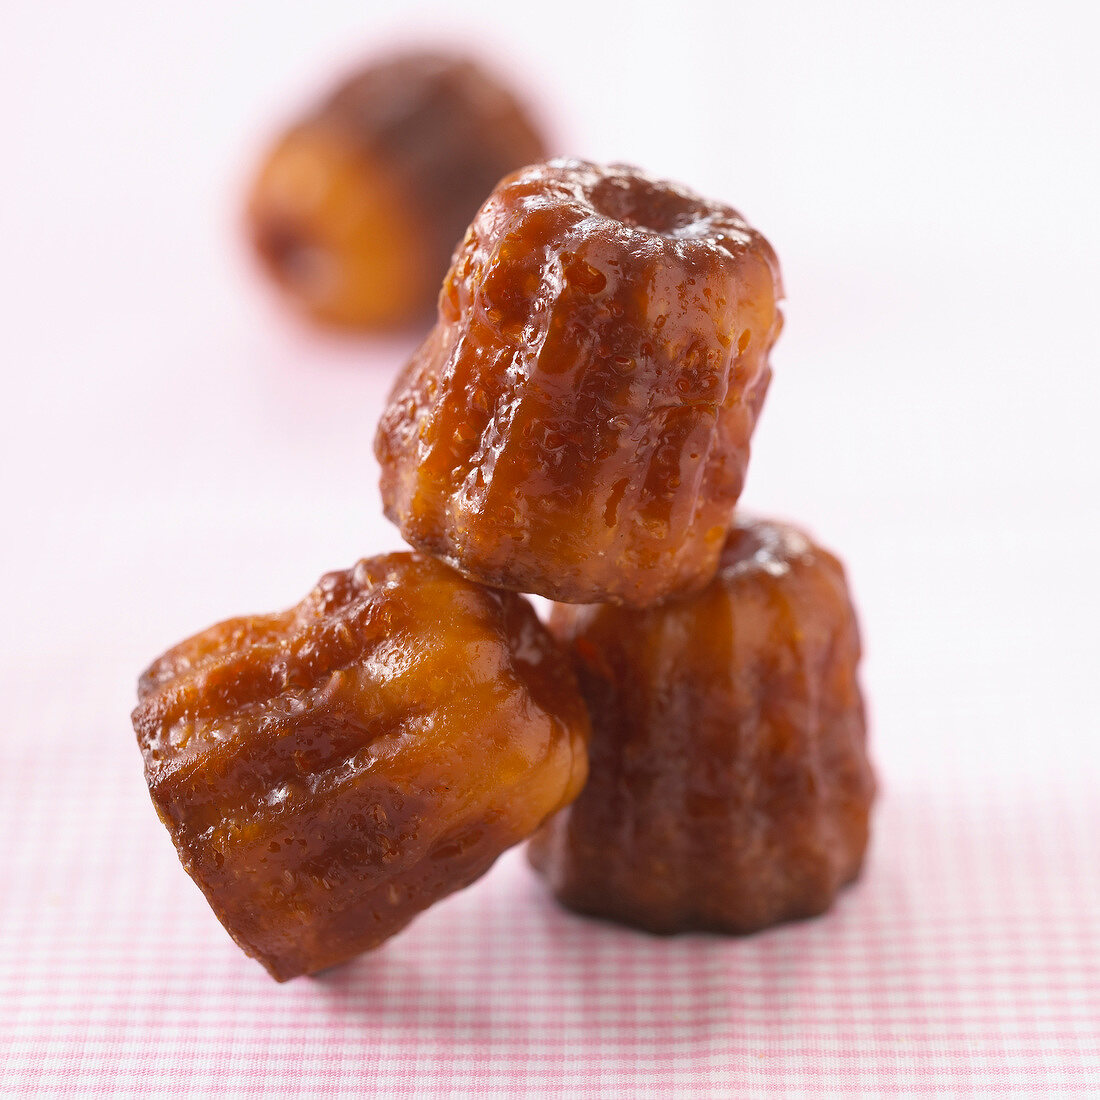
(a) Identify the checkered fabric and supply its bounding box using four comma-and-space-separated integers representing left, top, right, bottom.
1, 734, 1097, 1098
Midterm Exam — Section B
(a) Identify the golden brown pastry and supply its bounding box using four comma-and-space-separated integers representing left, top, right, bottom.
528, 516, 874, 933
376, 159, 783, 606
247, 52, 546, 329
133, 552, 589, 980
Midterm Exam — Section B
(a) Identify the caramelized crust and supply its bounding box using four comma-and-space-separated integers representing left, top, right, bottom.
247, 52, 546, 329
134, 553, 588, 980
528, 517, 874, 934
376, 159, 783, 605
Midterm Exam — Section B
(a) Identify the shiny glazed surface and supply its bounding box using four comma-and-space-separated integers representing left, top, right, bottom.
376, 159, 783, 605
133, 553, 589, 980
247, 52, 546, 329
528, 516, 875, 934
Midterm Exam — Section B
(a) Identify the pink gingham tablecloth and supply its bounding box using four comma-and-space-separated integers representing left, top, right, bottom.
2, 733, 1097, 1098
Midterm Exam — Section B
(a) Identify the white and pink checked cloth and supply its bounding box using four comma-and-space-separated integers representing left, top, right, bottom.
2, 731, 1097, 1097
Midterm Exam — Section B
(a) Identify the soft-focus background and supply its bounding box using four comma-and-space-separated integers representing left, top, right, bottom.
3, 1, 1098, 1095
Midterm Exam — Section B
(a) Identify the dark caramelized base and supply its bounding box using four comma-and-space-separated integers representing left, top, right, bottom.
528, 516, 875, 934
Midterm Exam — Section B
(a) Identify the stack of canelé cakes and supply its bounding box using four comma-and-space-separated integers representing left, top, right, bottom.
135, 157, 875, 981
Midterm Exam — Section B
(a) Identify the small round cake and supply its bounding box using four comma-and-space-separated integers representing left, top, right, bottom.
134, 552, 589, 980
375, 159, 783, 606
527, 516, 874, 934
247, 52, 546, 329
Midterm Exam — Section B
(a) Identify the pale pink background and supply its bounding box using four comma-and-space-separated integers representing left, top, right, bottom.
2, 0, 1098, 1095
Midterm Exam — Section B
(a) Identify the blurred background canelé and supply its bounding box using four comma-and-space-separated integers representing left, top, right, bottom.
246, 51, 547, 329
